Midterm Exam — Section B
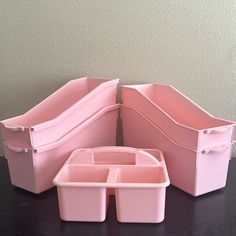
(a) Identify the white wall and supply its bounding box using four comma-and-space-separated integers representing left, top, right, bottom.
0, 0, 235, 156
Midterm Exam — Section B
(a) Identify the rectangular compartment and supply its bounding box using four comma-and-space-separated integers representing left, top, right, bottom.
56, 166, 109, 222
1, 77, 119, 148
120, 105, 233, 196
121, 84, 235, 150
4, 104, 119, 194
116, 166, 164, 184
115, 166, 167, 223
59, 166, 109, 183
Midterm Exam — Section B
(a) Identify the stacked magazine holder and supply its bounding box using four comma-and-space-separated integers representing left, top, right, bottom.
1, 77, 119, 193
121, 83, 235, 196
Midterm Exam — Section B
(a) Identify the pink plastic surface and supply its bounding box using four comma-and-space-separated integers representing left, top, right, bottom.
4, 104, 119, 194
1, 77, 118, 148
53, 146, 170, 223
121, 105, 233, 196
121, 84, 235, 150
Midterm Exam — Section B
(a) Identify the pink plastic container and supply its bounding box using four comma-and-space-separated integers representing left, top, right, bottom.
4, 104, 119, 194
53, 146, 170, 223
121, 84, 235, 150
1, 77, 118, 148
121, 105, 233, 196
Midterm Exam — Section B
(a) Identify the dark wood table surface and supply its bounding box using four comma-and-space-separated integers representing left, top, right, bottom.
0, 157, 235, 236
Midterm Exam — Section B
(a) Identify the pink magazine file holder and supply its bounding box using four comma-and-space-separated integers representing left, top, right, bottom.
4, 104, 119, 194
121, 84, 235, 150
53, 146, 170, 223
120, 105, 234, 196
1, 77, 119, 148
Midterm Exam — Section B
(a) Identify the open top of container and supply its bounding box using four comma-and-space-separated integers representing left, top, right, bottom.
122, 84, 235, 150
2, 77, 118, 129
53, 146, 170, 188
122, 83, 235, 130
1, 77, 118, 147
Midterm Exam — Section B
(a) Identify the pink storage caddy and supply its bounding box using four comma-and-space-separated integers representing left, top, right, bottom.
121, 84, 235, 150
53, 146, 170, 223
1, 77, 118, 148
4, 104, 119, 194
121, 105, 233, 196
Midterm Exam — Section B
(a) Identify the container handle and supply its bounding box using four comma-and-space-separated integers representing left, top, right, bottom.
136, 150, 161, 166
202, 144, 231, 154
67, 148, 161, 166
3, 123, 25, 132
204, 126, 229, 134
6, 145, 29, 153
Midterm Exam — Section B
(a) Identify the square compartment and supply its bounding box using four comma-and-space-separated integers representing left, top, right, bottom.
55, 166, 109, 222
115, 166, 167, 223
